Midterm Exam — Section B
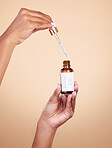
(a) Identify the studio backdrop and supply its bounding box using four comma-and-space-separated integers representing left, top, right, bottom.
0, 0, 112, 148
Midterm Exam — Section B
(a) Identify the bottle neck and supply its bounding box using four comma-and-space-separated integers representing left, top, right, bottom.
63, 60, 71, 69
63, 65, 70, 68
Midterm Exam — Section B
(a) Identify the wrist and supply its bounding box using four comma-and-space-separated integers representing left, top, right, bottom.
32, 118, 57, 148
0, 33, 16, 48
38, 117, 57, 134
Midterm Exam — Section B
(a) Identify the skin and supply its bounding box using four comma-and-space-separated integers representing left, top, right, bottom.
32, 83, 78, 148
0, 8, 79, 148
0, 8, 53, 84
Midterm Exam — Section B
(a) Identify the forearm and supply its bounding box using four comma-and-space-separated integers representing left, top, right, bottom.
32, 118, 57, 148
0, 35, 15, 85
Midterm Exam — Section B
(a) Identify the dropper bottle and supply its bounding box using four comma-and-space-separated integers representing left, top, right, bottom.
60, 60, 74, 94
49, 22, 74, 94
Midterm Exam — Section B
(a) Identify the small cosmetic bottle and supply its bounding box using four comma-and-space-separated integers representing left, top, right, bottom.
61, 60, 74, 94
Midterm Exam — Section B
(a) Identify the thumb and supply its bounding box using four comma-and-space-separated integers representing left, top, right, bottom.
50, 84, 61, 102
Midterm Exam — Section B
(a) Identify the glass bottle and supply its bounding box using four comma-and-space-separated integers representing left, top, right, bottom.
61, 60, 74, 94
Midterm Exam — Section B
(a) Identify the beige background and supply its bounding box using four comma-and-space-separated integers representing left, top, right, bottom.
0, 0, 112, 148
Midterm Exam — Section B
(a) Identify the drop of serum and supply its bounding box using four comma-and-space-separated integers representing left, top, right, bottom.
60, 60, 74, 94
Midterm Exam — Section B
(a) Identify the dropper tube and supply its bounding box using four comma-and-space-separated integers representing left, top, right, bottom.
49, 24, 67, 58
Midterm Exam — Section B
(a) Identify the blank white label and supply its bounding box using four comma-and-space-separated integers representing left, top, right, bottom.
61, 72, 74, 92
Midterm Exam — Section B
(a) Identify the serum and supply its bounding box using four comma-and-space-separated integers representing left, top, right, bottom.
61, 60, 74, 94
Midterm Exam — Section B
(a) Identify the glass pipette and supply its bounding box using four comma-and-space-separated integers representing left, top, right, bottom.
49, 25, 67, 58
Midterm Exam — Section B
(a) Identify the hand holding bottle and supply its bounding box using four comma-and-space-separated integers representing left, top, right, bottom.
32, 82, 79, 148
39, 82, 78, 129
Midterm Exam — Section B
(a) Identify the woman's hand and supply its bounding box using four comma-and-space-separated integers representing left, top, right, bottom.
1, 8, 53, 46
0, 8, 54, 85
32, 82, 79, 148
39, 82, 79, 129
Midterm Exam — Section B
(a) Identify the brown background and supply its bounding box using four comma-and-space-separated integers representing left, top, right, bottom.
0, 0, 112, 148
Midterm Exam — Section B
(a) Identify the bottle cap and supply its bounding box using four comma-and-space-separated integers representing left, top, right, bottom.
49, 27, 58, 35
63, 60, 70, 65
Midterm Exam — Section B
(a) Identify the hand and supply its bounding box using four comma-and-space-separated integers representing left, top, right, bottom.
1, 8, 54, 45
39, 82, 79, 130
32, 82, 78, 148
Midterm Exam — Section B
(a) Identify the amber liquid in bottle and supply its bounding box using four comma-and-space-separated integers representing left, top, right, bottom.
61, 60, 74, 94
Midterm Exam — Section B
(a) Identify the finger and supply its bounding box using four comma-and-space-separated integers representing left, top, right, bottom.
50, 84, 61, 102
20, 8, 53, 23
61, 94, 67, 110
29, 21, 53, 31
30, 10, 52, 22
32, 26, 51, 33
23, 14, 52, 24
66, 95, 72, 109
65, 95, 73, 118
74, 81, 79, 93
71, 91, 76, 112
74, 81, 77, 86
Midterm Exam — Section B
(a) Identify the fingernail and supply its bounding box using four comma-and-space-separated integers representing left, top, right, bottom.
51, 18, 54, 22
51, 22, 56, 27
73, 91, 76, 97
74, 81, 77, 85
57, 84, 59, 89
